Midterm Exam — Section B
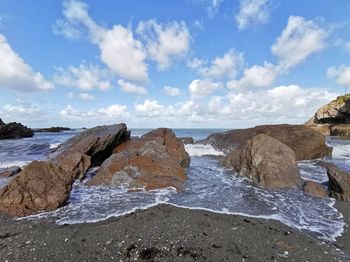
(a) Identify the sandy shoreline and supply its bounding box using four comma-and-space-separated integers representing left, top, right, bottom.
0, 204, 349, 261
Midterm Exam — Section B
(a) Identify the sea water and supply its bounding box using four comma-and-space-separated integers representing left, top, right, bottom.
0, 129, 348, 241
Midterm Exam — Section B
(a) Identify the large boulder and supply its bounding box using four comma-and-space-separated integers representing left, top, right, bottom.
220, 134, 302, 188
0, 161, 75, 216
0, 120, 34, 139
198, 124, 332, 160
87, 128, 190, 190
321, 162, 350, 201
302, 180, 328, 198
307, 94, 350, 124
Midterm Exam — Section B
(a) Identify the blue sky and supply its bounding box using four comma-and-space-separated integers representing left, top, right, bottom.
0, 0, 350, 128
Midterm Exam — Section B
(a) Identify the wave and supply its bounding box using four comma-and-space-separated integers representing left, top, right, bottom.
185, 144, 224, 157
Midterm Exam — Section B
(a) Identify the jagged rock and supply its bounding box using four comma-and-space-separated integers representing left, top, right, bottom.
179, 137, 194, 144
35, 127, 71, 132
87, 128, 190, 190
302, 180, 328, 198
198, 124, 332, 160
330, 125, 350, 137
306, 124, 331, 136
0, 120, 34, 139
220, 134, 301, 188
0, 119, 4, 126
0, 166, 22, 177
0, 161, 75, 216
321, 162, 350, 201
307, 94, 350, 124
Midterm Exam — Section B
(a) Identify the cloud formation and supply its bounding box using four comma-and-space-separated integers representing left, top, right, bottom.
235, 0, 270, 30
118, 79, 147, 95
327, 65, 350, 86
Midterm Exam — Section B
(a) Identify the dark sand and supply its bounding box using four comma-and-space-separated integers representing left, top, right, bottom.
0, 204, 349, 261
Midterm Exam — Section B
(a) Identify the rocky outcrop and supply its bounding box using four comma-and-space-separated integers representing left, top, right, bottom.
302, 181, 328, 198
0, 123, 130, 216
87, 128, 190, 191
321, 162, 350, 201
220, 134, 301, 188
307, 94, 350, 124
330, 125, 350, 137
0, 120, 34, 139
179, 137, 194, 144
307, 124, 331, 136
199, 124, 332, 160
35, 127, 71, 132
0, 166, 21, 177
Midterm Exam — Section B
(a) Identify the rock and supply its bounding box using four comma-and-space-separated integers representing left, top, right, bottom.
307, 94, 350, 124
55, 152, 91, 180
198, 124, 332, 161
179, 137, 194, 144
220, 134, 301, 188
321, 162, 350, 201
87, 128, 190, 190
0, 161, 75, 216
302, 180, 328, 198
0, 121, 34, 139
0, 119, 4, 126
306, 124, 331, 136
0, 166, 22, 177
50, 123, 129, 166
330, 125, 350, 137
34, 127, 71, 132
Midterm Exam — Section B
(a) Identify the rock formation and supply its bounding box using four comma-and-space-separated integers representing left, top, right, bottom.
199, 124, 332, 160
0, 166, 22, 177
302, 181, 328, 198
220, 134, 302, 188
0, 120, 34, 139
87, 128, 190, 190
330, 125, 350, 137
34, 127, 71, 132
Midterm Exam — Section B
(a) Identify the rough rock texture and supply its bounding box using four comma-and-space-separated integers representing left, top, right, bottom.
198, 124, 332, 160
307, 94, 350, 124
302, 181, 328, 198
330, 125, 350, 137
0, 166, 22, 177
221, 134, 302, 188
179, 137, 194, 144
35, 127, 71, 132
321, 162, 350, 201
0, 161, 75, 216
87, 128, 190, 190
307, 124, 331, 136
0, 120, 34, 139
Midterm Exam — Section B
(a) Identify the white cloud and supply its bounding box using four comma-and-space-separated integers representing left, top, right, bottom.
79, 93, 95, 100
235, 0, 270, 30
136, 20, 190, 70
118, 79, 147, 95
271, 16, 328, 70
194, 0, 223, 17
60, 104, 128, 121
327, 65, 350, 86
189, 79, 223, 99
67, 92, 75, 99
54, 63, 112, 91
189, 49, 244, 79
163, 86, 182, 97
0, 34, 54, 92
56, 0, 148, 82
135, 99, 164, 118
2, 103, 42, 118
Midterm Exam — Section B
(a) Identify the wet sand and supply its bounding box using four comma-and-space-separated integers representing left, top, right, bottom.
0, 204, 349, 261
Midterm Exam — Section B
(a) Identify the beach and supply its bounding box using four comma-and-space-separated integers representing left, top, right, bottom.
0, 203, 349, 262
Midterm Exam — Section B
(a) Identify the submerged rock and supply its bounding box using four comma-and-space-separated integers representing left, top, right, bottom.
87, 128, 190, 190
0, 166, 22, 177
35, 127, 71, 132
198, 124, 332, 160
0, 120, 34, 139
307, 94, 350, 124
221, 134, 301, 188
302, 181, 328, 198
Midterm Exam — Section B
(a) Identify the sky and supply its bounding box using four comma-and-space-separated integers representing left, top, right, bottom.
0, 0, 350, 128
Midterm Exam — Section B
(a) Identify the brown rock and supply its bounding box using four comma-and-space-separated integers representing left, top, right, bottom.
321, 162, 350, 201
306, 124, 331, 136
330, 125, 350, 137
302, 180, 328, 198
0, 166, 22, 177
0, 161, 75, 216
221, 134, 301, 188
199, 124, 332, 160
54, 152, 91, 180
87, 128, 190, 190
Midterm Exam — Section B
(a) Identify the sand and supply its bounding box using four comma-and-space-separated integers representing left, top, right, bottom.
0, 203, 349, 261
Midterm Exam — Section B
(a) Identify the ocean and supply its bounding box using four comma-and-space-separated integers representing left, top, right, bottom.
0, 128, 348, 242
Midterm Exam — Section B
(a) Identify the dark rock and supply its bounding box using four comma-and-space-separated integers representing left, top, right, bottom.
179, 137, 194, 144
35, 127, 71, 132
198, 124, 332, 160
0, 166, 22, 177
302, 180, 328, 198
307, 94, 350, 124
0, 119, 4, 126
0, 121, 34, 139
330, 125, 350, 137
220, 134, 301, 188
87, 128, 190, 190
321, 162, 350, 201
0, 161, 75, 216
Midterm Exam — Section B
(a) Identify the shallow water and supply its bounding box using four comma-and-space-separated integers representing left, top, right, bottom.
1, 129, 349, 242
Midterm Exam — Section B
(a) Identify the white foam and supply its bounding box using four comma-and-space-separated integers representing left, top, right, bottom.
185, 144, 224, 157
0, 161, 30, 168
49, 143, 61, 149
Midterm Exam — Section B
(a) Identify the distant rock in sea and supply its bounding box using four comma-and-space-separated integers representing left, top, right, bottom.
34, 127, 71, 132
0, 119, 34, 139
